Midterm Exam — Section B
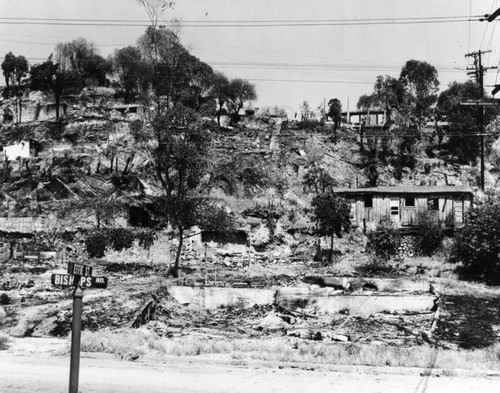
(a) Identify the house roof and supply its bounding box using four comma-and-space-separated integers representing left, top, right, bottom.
333, 185, 474, 195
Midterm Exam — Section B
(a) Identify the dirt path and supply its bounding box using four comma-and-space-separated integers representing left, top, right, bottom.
1, 353, 499, 393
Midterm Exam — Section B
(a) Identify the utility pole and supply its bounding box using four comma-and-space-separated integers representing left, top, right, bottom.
464, 49, 496, 190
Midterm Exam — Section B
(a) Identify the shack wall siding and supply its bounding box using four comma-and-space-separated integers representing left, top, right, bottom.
343, 192, 472, 228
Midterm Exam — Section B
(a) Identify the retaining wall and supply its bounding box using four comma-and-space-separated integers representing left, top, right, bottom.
168, 285, 436, 315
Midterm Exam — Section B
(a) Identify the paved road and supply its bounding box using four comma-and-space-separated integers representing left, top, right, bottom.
1, 354, 499, 393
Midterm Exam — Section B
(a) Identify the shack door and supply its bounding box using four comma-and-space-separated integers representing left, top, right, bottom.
401, 196, 416, 226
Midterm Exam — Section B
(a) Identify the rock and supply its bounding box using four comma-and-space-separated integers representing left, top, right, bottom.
31, 316, 58, 337
256, 313, 287, 331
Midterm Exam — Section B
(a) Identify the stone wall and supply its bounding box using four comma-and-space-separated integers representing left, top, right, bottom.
397, 235, 417, 258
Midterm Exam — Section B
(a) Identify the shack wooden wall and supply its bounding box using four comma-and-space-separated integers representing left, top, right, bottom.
346, 193, 472, 227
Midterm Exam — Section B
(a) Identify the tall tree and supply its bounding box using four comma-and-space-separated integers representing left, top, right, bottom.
327, 98, 342, 142
55, 38, 111, 86
372, 75, 405, 123
311, 193, 351, 264
30, 59, 82, 119
226, 78, 257, 123
437, 80, 499, 163
211, 72, 230, 126
2, 52, 29, 122
137, 1, 175, 30
399, 60, 439, 123
152, 113, 210, 276
113, 46, 150, 102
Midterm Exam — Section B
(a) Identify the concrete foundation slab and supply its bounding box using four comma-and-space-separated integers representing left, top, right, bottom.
168, 286, 276, 310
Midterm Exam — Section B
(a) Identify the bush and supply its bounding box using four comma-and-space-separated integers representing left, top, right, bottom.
414, 211, 443, 256
85, 231, 108, 258
450, 199, 500, 283
107, 228, 135, 251
367, 218, 401, 259
136, 229, 157, 250
85, 228, 147, 258
0, 293, 11, 305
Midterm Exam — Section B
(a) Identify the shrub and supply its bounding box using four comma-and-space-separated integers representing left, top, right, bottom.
450, 199, 500, 283
136, 229, 157, 250
107, 228, 135, 251
0, 293, 11, 305
356, 256, 394, 275
414, 211, 443, 256
85, 231, 108, 258
367, 218, 401, 259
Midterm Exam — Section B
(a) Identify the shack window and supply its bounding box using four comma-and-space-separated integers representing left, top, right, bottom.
390, 198, 399, 216
364, 195, 373, 208
405, 197, 415, 207
428, 198, 439, 211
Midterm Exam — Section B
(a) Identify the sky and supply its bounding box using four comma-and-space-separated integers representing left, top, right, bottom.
1, 0, 500, 115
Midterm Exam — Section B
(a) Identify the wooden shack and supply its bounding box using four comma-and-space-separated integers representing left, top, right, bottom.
333, 186, 474, 228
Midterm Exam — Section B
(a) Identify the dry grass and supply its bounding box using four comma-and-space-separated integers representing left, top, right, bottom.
79, 329, 500, 371
0, 332, 11, 350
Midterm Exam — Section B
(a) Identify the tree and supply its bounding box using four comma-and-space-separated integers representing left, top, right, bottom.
327, 98, 342, 142
303, 165, 336, 194
113, 46, 149, 101
30, 59, 83, 119
211, 72, 230, 126
356, 94, 379, 150
1, 52, 16, 89
54, 38, 111, 88
58, 198, 122, 229
300, 100, 313, 121
450, 198, 500, 283
2, 52, 29, 122
152, 113, 210, 276
437, 80, 499, 163
311, 193, 351, 263
372, 75, 405, 123
399, 60, 439, 122
138, 27, 190, 113
226, 78, 257, 123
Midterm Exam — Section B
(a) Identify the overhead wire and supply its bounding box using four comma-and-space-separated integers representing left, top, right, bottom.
0, 15, 482, 28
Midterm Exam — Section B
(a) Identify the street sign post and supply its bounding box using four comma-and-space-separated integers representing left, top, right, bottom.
69, 286, 83, 393
50, 262, 108, 393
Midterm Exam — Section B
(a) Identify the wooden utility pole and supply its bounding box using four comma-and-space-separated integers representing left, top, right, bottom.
464, 49, 496, 190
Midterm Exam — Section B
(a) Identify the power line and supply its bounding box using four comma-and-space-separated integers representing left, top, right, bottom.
0, 15, 482, 23
0, 16, 481, 28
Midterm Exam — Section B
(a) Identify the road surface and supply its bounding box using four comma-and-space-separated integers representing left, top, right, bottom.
0, 354, 499, 393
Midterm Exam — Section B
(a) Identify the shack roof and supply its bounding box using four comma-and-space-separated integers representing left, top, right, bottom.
333, 185, 474, 196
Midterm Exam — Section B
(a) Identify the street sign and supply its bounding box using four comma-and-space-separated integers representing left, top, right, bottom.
51, 274, 108, 289
67, 262, 93, 277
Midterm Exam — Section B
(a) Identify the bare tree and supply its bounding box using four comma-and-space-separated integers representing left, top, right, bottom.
137, 0, 175, 28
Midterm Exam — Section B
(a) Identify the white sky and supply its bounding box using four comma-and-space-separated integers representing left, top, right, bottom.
1, 0, 500, 114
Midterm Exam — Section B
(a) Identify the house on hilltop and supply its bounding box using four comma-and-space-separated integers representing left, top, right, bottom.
333, 185, 473, 229
111, 104, 146, 120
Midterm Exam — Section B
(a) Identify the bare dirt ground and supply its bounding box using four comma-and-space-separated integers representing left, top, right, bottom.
1, 255, 500, 357
1, 351, 500, 393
